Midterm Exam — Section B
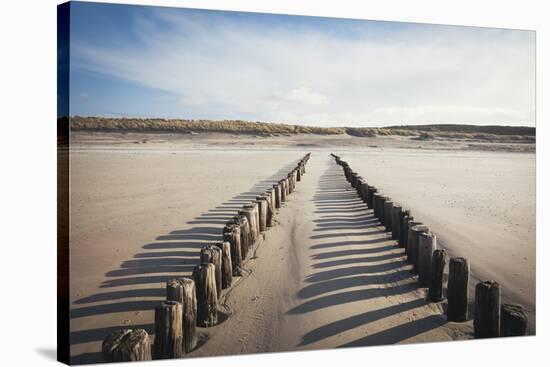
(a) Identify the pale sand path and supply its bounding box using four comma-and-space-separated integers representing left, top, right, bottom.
190, 154, 471, 358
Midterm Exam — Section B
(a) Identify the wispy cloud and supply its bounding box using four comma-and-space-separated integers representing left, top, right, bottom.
71, 7, 535, 126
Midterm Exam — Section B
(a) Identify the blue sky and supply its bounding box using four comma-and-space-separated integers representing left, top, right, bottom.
67, 1, 535, 126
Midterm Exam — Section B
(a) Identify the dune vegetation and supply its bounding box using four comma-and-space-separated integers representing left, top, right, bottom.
66, 116, 535, 143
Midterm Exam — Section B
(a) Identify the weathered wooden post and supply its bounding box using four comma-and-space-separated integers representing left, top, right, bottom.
240, 204, 258, 242
378, 196, 387, 222
287, 174, 293, 194
251, 201, 261, 236
367, 186, 377, 208
429, 249, 446, 302
356, 177, 365, 196
273, 184, 281, 209
102, 329, 152, 362
391, 205, 402, 240
255, 196, 268, 232
500, 304, 528, 336
343, 166, 351, 182
407, 222, 430, 272
223, 223, 241, 274
166, 278, 197, 353
418, 232, 437, 287
279, 180, 286, 203
360, 182, 369, 204
474, 281, 501, 338
406, 222, 425, 262
264, 193, 275, 227
403, 217, 417, 251
297, 165, 302, 181
214, 241, 233, 289
372, 193, 380, 218
154, 301, 184, 359
447, 257, 470, 322
350, 172, 359, 189
285, 177, 291, 196
384, 200, 393, 232
398, 210, 410, 246
266, 188, 275, 210
200, 244, 223, 298
192, 263, 218, 327
232, 215, 251, 259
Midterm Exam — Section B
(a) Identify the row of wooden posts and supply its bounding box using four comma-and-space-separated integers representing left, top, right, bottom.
102, 154, 312, 362
330, 154, 528, 339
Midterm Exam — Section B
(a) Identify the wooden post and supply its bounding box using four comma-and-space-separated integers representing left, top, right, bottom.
215, 241, 233, 289
405, 222, 424, 261
166, 278, 197, 353
200, 244, 223, 299
240, 204, 258, 242
398, 210, 410, 246
223, 224, 242, 274
286, 174, 293, 194
285, 177, 290, 196
500, 304, 528, 336
403, 216, 416, 251
154, 301, 184, 359
266, 188, 275, 211
474, 281, 501, 338
372, 193, 380, 218
232, 215, 251, 259
356, 177, 365, 196
429, 249, 446, 302
279, 180, 286, 203
273, 184, 281, 208
418, 232, 437, 287
344, 167, 351, 182
384, 200, 393, 232
249, 202, 260, 237
297, 165, 302, 181
447, 257, 470, 322
263, 193, 274, 227
353, 173, 359, 189
378, 196, 387, 222
255, 197, 267, 232
367, 186, 377, 208
192, 263, 218, 327
407, 224, 430, 273
270, 187, 277, 212
360, 182, 369, 203
288, 175, 293, 194
391, 205, 402, 240
102, 329, 152, 362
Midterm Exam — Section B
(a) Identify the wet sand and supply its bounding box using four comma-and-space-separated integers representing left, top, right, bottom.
68, 133, 535, 363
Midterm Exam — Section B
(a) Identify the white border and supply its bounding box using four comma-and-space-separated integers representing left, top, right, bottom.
0, 0, 546, 366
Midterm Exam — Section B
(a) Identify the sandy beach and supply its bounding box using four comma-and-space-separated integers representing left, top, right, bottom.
68, 133, 535, 364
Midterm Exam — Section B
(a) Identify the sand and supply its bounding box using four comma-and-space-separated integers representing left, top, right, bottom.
342, 149, 536, 330
68, 133, 535, 364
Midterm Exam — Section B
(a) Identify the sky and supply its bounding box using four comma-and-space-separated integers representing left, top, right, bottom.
66, 1, 536, 127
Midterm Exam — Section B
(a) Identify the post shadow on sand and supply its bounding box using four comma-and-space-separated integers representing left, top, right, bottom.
69, 158, 302, 364
289, 159, 448, 348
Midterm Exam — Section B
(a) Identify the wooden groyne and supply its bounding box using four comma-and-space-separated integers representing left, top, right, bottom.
330, 153, 527, 338
102, 154, 311, 362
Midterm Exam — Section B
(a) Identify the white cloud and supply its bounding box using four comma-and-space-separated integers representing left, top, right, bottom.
72, 11, 535, 126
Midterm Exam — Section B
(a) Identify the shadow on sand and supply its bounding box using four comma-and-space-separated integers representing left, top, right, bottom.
69, 158, 301, 364
290, 159, 448, 348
